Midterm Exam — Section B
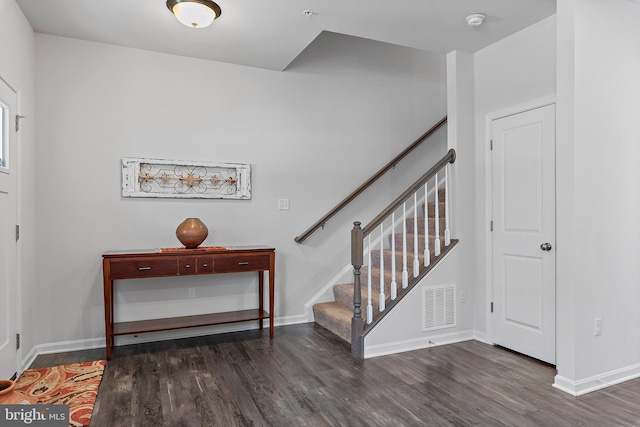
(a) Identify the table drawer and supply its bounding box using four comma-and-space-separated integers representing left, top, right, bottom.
179, 257, 196, 275
197, 256, 214, 273
179, 256, 214, 274
214, 253, 270, 273
109, 257, 178, 279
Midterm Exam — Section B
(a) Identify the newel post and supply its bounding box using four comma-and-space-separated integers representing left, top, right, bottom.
351, 221, 365, 358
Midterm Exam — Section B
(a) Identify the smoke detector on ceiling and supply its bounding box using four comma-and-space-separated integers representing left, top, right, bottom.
466, 13, 486, 27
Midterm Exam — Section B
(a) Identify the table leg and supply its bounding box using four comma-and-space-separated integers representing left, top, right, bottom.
102, 260, 113, 360
269, 252, 275, 339
258, 271, 264, 330
110, 282, 115, 348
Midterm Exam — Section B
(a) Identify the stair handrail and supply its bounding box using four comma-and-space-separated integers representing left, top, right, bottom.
361, 148, 456, 237
294, 116, 448, 243
350, 148, 456, 358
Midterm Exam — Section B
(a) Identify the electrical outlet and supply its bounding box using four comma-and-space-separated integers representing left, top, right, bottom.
278, 199, 290, 210
188, 288, 196, 299
594, 317, 602, 336
459, 290, 467, 303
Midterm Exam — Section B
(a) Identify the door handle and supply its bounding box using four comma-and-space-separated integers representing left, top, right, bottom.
540, 243, 552, 251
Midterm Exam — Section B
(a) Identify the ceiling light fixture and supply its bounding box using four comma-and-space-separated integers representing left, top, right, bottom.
465, 13, 486, 27
167, 0, 222, 29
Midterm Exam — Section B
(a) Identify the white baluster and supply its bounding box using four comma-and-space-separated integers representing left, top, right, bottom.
390, 212, 397, 300
413, 193, 419, 277
402, 202, 408, 289
444, 164, 451, 246
434, 172, 441, 256
367, 234, 373, 324
379, 223, 385, 312
424, 180, 431, 267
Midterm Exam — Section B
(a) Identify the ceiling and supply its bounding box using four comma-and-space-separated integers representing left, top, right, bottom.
16, 0, 556, 71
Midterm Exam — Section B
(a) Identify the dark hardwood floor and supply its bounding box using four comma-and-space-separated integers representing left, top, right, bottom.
29, 324, 640, 426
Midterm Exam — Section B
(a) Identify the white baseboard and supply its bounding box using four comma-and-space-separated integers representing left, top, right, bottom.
364, 329, 474, 358
20, 315, 309, 369
473, 330, 490, 344
21, 337, 105, 371
275, 314, 309, 326
553, 362, 640, 396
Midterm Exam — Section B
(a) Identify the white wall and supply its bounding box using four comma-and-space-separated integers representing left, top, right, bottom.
556, 0, 640, 394
473, 16, 557, 337
0, 0, 36, 368
32, 31, 448, 349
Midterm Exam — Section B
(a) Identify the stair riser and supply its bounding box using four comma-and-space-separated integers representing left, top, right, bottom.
391, 234, 445, 253
358, 266, 398, 287
370, 250, 428, 271
312, 303, 352, 343
333, 283, 396, 319
424, 201, 446, 218
334, 279, 395, 305
333, 284, 354, 309
397, 202, 445, 220
352, 258, 430, 288
404, 217, 447, 235
416, 188, 446, 207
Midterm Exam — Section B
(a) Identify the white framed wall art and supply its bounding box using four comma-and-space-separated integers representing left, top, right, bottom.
121, 157, 251, 199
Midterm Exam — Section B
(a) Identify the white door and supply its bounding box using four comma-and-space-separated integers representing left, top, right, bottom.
0, 76, 19, 378
491, 104, 556, 364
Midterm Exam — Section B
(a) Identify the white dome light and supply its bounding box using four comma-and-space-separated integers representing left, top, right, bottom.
167, 0, 222, 29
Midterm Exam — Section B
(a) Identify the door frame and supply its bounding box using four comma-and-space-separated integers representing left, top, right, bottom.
0, 68, 23, 376
484, 95, 556, 346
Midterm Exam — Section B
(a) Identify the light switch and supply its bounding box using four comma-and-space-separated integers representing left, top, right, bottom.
278, 199, 290, 210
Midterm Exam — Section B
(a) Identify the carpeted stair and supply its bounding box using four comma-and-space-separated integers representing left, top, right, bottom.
313, 190, 448, 343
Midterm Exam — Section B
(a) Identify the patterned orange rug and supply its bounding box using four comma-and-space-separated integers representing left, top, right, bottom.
14, 360, 106, 427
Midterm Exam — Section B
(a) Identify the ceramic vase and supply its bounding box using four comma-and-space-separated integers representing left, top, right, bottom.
0, 380, 37, 404
176, 218, 208, 249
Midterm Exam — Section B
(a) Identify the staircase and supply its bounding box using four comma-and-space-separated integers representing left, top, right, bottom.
293, 118, 455, 356
313, 188, 455, 344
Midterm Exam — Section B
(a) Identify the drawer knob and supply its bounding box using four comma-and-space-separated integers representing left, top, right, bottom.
203, 264, 208, 267
238, 262, 249, 265
138, 267, 152, 271
185, 265, 191, 268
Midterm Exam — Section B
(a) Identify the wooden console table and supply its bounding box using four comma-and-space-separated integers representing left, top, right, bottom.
102, 246, 275, 360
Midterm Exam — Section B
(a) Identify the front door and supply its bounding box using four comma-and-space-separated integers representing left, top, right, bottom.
491, 104, 556, 364
0, 75, 19, 378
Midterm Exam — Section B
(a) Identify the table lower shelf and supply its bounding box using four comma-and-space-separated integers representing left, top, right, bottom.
112, 309, 270, 336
